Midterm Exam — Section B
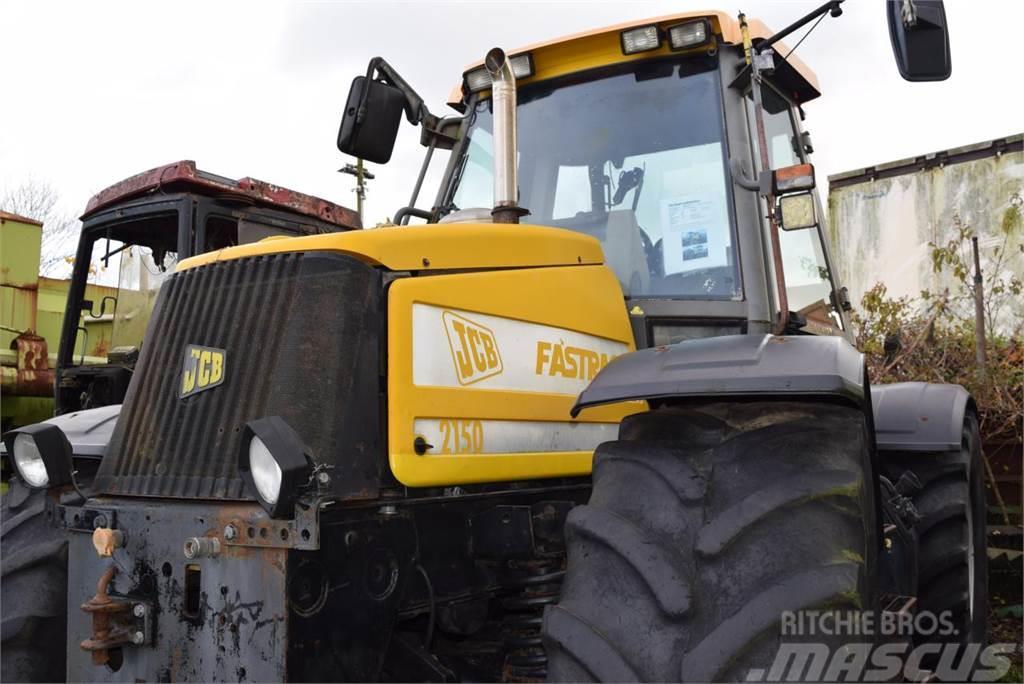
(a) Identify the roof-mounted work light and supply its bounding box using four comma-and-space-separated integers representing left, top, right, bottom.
620, 25, 661, 55
667, 19, 712, 50
238, 416, 313, 519
464, 53, 534, 93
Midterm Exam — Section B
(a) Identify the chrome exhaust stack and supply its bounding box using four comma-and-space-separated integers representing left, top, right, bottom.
484, 47, 528, 224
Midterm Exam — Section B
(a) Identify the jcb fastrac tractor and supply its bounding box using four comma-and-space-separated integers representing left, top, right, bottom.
3, 2, 987, 682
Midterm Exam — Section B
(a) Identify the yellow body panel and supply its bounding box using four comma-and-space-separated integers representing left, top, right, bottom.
176, 223, 604, 273
175, 221, 641, 487
387, 264, 641, 487
448, 10, 818, 106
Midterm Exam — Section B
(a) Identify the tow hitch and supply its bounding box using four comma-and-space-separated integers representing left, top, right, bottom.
79, 559, 153, 666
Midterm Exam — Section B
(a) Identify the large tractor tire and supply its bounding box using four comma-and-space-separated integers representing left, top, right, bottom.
543, 401, 878, 682
1, 477, 68, 683
880, 413, 988, 649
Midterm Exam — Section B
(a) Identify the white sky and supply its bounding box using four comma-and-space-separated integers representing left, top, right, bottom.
1, 0, 1021, 231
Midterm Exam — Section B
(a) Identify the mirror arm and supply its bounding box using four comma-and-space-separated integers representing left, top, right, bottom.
729, 156, 760, 191
362, 57, 438, 130
758, 0, 844, 53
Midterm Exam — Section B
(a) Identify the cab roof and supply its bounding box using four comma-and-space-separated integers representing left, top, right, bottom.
448, 10, 819, 108
83, 160, 361, 229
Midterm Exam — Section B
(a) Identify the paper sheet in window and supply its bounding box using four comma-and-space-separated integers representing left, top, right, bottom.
660, 196, 727, 275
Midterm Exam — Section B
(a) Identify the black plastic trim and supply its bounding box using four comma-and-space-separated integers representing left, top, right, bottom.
871, 382, 973, 452
572, 334, 864, 416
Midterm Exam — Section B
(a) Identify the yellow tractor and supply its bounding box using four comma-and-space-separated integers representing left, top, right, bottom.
5, 2, 991, 682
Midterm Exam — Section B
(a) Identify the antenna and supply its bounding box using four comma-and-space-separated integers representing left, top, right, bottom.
338, 160, 375, 224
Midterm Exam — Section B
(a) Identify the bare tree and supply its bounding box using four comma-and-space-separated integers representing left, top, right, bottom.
1, 180, 80, 277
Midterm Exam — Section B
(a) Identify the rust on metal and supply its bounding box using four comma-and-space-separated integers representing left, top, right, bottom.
13, 332, 48, 370
83, 160, 362, 229
80, 564, 132, 666
0, 210, 44, 227
1, 331, 54, 396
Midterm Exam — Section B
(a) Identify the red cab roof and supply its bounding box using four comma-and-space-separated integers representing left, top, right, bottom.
83, 160, 360, 229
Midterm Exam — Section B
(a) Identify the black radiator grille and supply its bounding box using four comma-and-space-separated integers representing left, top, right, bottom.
95, 252, 383, 500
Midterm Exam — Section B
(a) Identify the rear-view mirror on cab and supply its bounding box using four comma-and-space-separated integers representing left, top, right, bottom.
887, 0, 951, 81
337, 76, 406, 164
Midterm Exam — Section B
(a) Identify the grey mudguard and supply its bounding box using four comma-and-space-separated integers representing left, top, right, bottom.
0, 404, 122, 459
871, 382, 972, 452
572, 334, 865, 416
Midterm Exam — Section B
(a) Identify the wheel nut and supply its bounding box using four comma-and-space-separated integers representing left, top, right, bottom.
133, 604, 146, 618
132, 631, 145, 645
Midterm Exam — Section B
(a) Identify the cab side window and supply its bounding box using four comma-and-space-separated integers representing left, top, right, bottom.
745, 85, 844, 333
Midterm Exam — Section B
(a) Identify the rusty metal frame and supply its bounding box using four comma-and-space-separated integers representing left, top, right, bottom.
53, 497, 321, 551
83, 160, 360, 229
220, 499, 321, 551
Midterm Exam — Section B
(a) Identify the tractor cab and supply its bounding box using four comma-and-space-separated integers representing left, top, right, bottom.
56, 161, 360, 413
339, 6, 950, 346
441, 20, 844, 344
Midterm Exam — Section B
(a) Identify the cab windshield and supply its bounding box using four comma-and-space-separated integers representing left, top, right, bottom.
110, 245, 177, 349
72, 216, 179, 363
446, 57, 739, 299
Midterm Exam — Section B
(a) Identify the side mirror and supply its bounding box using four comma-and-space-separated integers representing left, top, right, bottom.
337, 76, 406, 164
887, 0, 951, 81
778, 192, 818, 231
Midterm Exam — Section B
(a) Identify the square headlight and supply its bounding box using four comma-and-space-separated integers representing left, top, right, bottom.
621, 26, 661, 55
667, 19, 711, 50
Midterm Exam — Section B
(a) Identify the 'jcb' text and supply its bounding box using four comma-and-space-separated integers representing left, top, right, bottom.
180, 345, 226, 398
443, 311, 503, 385
535, 341, 615, 380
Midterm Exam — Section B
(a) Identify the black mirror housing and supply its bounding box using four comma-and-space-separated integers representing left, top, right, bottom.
887, 0, 951, 81
337, 76, 406, 164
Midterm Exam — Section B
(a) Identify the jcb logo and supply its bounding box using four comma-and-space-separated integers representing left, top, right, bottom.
180, 345, 225, 398
442, 311, 502, 385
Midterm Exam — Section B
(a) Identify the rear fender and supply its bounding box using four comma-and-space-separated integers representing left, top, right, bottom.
871, 382, 974, 452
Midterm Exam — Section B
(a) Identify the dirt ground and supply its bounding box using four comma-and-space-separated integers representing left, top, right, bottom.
989, 543, 1024, 683
990, 610, 1023, 683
